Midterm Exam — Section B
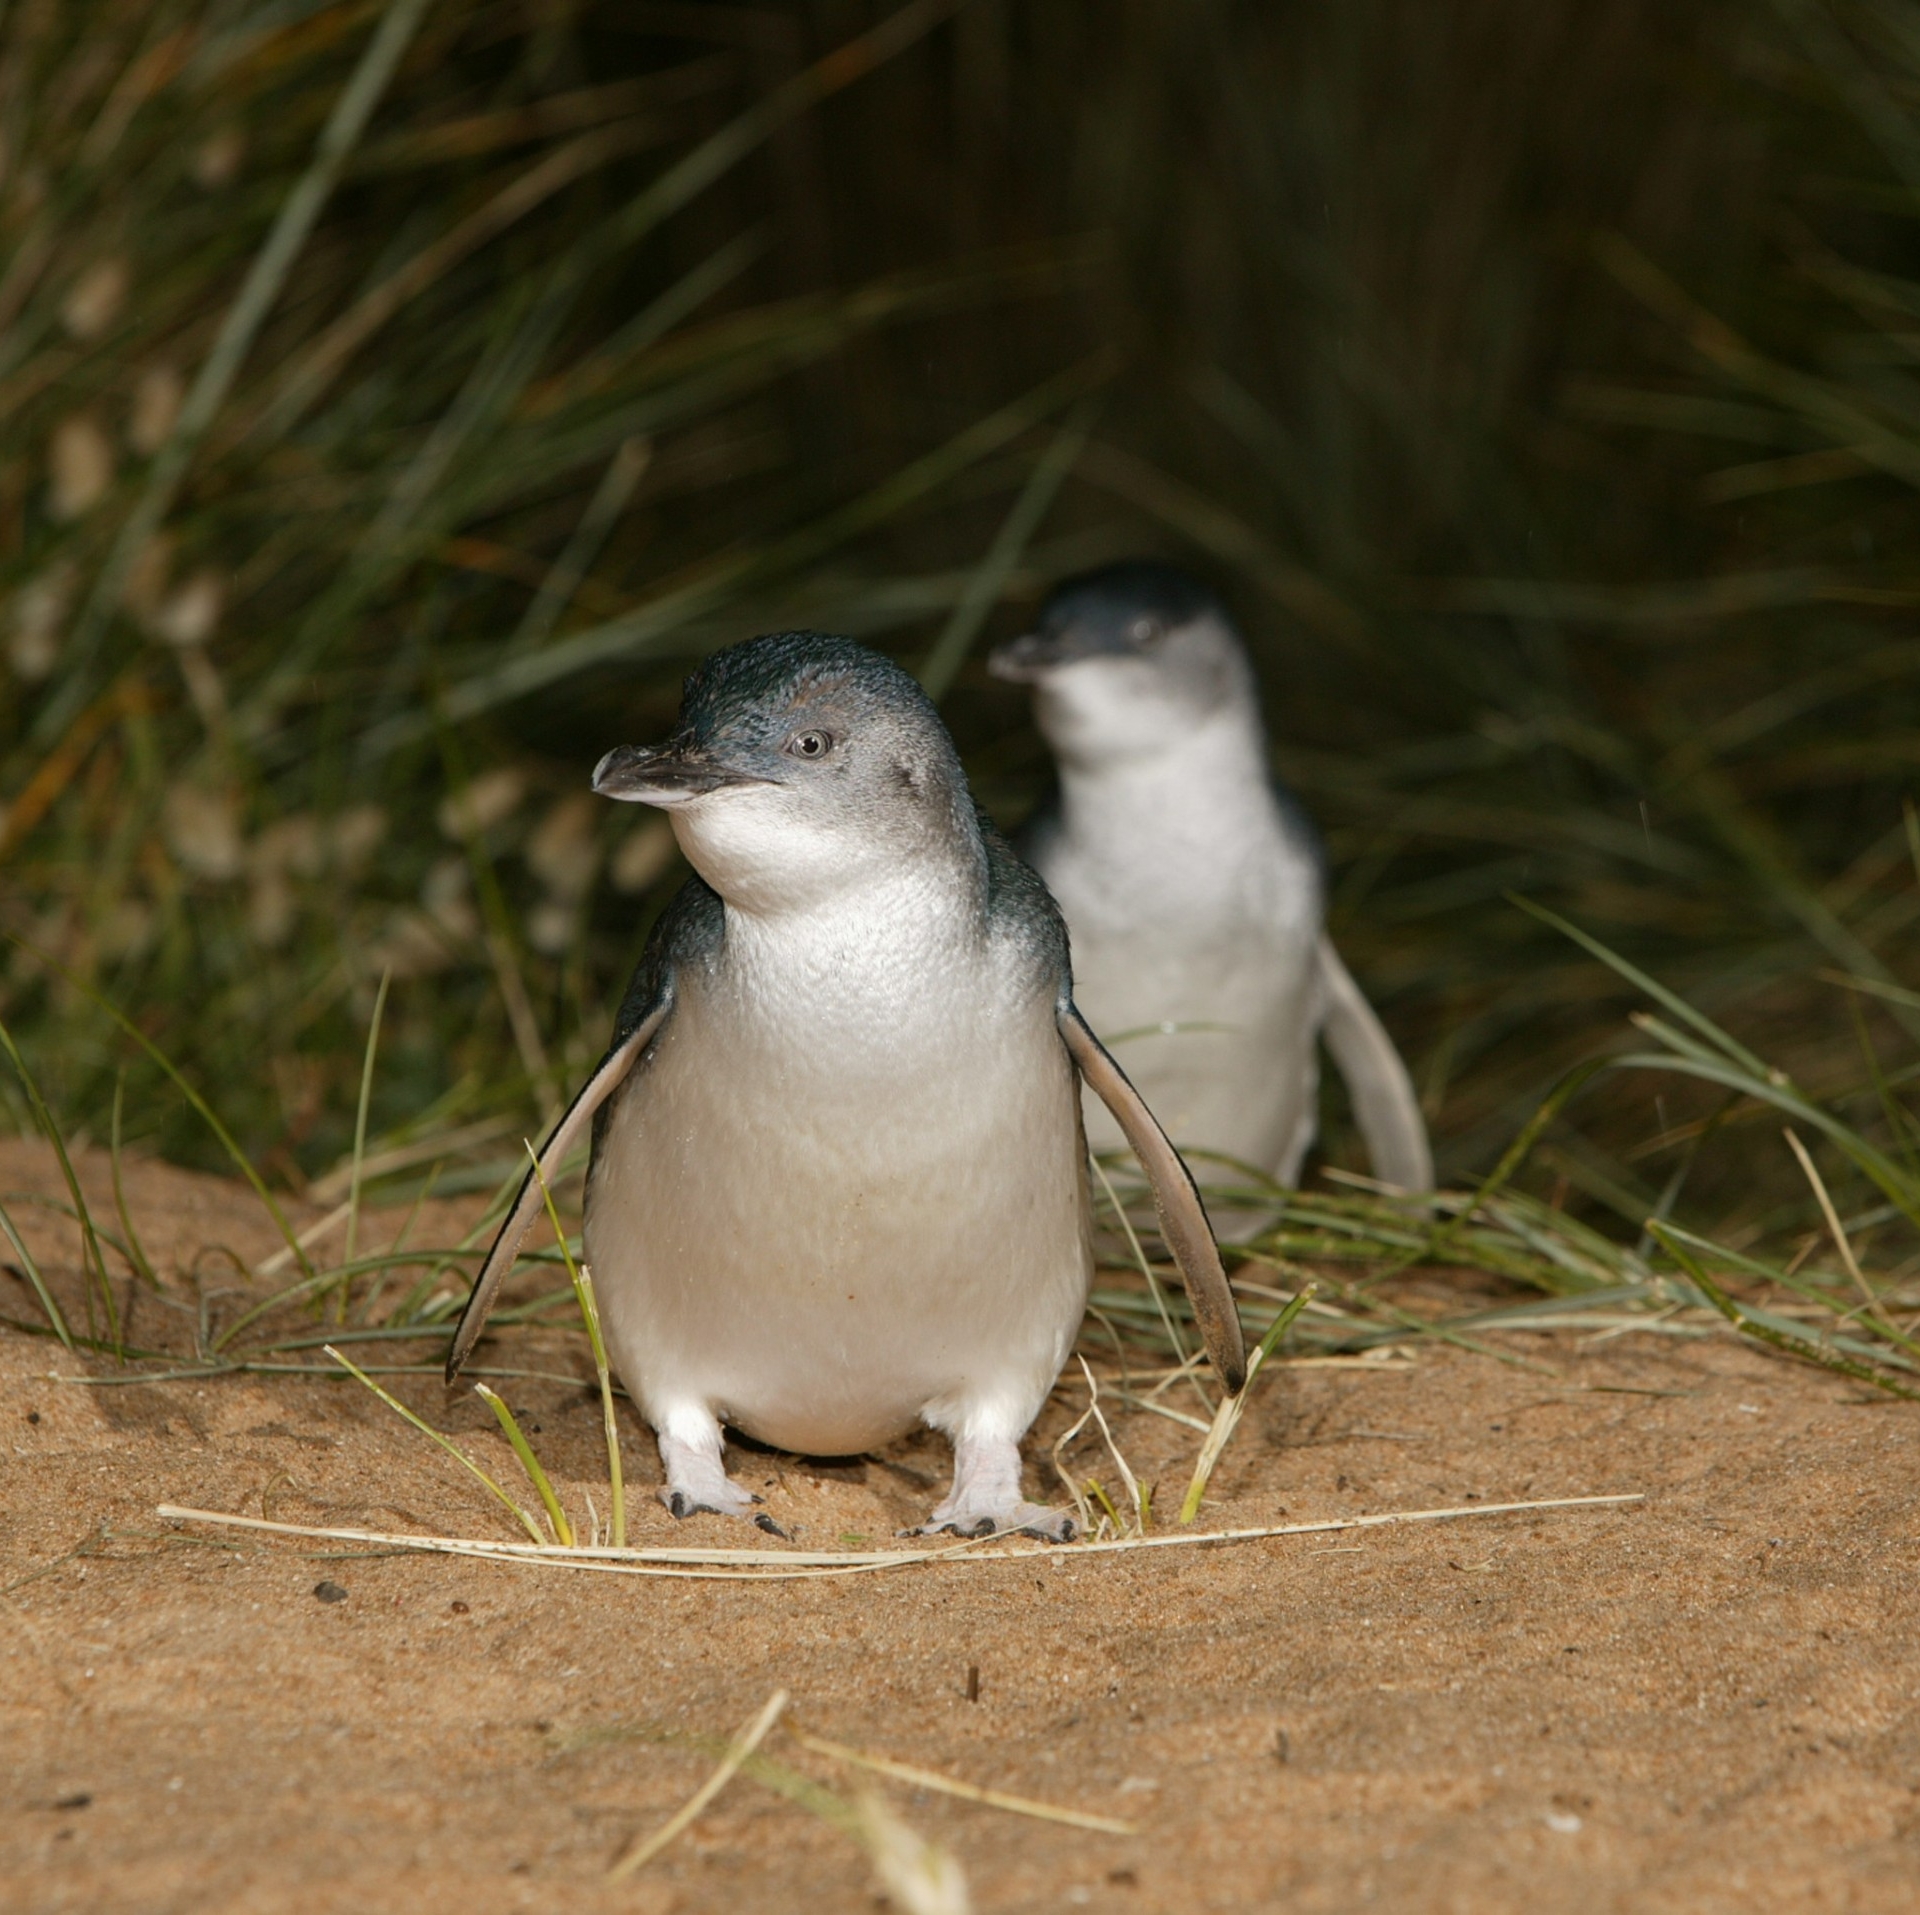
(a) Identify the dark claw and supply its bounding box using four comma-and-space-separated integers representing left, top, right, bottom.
667, 1491, 724, 1521
752, 1513, 790, 1539
1020, 1518, 1078, 1545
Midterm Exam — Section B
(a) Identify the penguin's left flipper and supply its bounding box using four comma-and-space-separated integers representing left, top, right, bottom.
1059, 1003, 1248, 1393
443, 1003, 668, 1383
1316, 935, 1433, 1195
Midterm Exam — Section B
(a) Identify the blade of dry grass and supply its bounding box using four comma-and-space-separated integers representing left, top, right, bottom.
1179, 1282, 1317, 1524
788, 1724, 1138, 1836
606, 1688, 790, 1881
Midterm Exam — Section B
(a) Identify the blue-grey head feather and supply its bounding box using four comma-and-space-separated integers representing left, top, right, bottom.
1033, 562, 1228, 655
675, 630, 946, 751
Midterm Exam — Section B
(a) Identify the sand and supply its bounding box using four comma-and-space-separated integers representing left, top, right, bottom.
2, 1137, 1917, 1912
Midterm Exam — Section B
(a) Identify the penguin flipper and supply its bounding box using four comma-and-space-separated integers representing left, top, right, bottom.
1316, 935, 1433, 1193
444, 1003, 668, 1382
1058, 1003, 1248, 1393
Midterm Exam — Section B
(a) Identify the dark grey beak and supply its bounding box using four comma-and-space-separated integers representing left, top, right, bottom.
591, 742, 762, 805
986, 632, 1070, 684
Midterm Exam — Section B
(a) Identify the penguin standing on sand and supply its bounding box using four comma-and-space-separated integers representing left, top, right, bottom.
447, 631, 1242, 1540
990, 563, 1431, 1214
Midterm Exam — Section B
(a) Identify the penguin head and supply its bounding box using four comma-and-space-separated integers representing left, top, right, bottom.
593, 632, 972, 910
988, 561, 1256, 768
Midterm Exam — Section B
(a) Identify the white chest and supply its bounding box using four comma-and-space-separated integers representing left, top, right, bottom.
582, 890, 1092, 1454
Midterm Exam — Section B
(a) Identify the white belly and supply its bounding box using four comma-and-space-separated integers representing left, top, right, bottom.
1065, 925, 1322, 1176
1032, 788, 1326, 1182
583, 959, 1092, 1456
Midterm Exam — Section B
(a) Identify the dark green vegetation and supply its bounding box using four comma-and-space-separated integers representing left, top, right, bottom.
4, 2, 1920, 1397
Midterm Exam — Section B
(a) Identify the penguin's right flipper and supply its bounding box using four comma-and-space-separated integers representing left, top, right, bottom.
1059, 1003, 1248, 1393
1316, 935, 1432, 1193
444, 1003, 667, 1383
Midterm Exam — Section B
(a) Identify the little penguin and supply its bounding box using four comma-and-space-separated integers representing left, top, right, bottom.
989, 562, 1432, 1213
445, 631, 1243, 1540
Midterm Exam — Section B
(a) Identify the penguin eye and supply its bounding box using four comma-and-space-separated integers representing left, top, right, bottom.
786, 729, 833, 760
1128, 616, 1160, 646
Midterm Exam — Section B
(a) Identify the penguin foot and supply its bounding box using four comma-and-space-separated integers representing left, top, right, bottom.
656, 1418, 758, 1520
752, 1512, 791, 1539
910, 1503, 1078, 1545
918, 1430, 1074, 1543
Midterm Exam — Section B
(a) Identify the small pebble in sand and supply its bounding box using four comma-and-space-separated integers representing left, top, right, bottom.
312, 1581, 348, 1604
450, 1600, 470, 1615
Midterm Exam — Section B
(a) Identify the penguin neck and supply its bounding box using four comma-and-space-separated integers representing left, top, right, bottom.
703, 830, 991, 999
727, 855, 982, 940
1054, 702, 1277, 859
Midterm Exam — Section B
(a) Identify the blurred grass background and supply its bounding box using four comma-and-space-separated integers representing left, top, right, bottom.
4, 0, 1920, 1291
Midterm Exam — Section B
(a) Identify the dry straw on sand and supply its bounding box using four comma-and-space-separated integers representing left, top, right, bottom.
155, 1494, 1643, 1582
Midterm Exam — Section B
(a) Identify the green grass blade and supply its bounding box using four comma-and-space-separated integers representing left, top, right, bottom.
0, 1012, 118, 1352
1649, 1223, 1920, 1401
1611, 1049, 1920, 1226
527, 1142, 624, 1549
474, 1384, 574, 1546
342, 968, 393, 1288
323, 1343, 545, 1545
109, 1072, 161, 1292
0, 1194, 73, 1349
1178, 1281, 1317, 1525
1411, 1057, 1612, 1273
1510, 894, 1769, 1075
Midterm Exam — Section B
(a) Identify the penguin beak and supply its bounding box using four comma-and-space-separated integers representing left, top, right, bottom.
592, 742, 764, 806
986, 632, 1071, 684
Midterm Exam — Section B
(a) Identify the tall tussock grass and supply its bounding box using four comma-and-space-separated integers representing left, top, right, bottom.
3, 0, 1920, 1392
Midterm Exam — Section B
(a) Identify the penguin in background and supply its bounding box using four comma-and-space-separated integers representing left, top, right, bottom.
447, 631, 1243, 1540
989, 562, 1432, 1218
